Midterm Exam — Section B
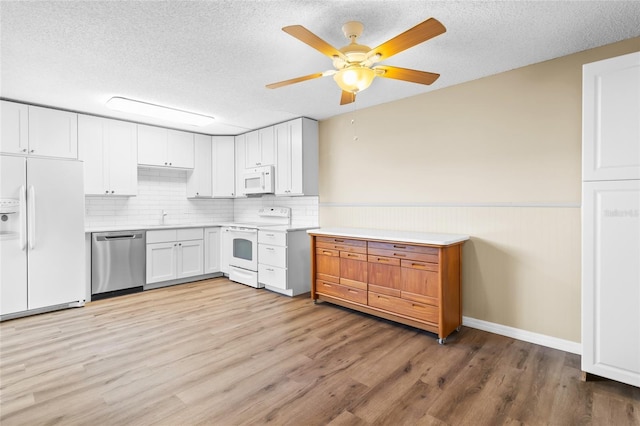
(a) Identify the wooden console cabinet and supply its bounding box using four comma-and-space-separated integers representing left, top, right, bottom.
308, 228, 469, 343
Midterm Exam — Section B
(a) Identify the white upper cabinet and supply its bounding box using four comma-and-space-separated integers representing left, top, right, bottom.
0, 100, 28, 155
1, 101, 77, 159
234, 134, 247, 198
212, 136, 235, 198
244, 127, 275, 168
187, 134, 213, 198
137, 125, 194, 169
583, 51, 640, 181
79, 115, 138, 196
275, 117, 318, 196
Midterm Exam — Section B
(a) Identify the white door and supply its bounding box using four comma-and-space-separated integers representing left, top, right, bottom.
26, 157, 85, 310
0, 100, 29, 155
0, 155, 28, 315
78, 115, 107, 195
583, 52, 640, 181
146, 242, 177, 283
106, 119, 138, 195
138, 125, 168, 167
582, 180, 640, 387
167, 129, 194, 169
187, 134, 212, 197
177, 240, 204, 278
204, 228, 220, 274
28, 106, 78, 159
212, 136, 235, 198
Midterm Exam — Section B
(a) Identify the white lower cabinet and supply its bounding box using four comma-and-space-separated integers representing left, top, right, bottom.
204, 227, 221, 274
220, 226, 231, 274
146, 228, 204, 284
258, 229, 311, 296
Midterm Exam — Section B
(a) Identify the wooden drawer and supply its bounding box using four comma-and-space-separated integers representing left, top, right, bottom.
340, 251, 367, 261
401, 259, 439, 272
367, 255, 401, 266
316, 241, 367, 254
368, 241, 438, 255
316, 280, 367, 305
317, 236, 366, 247
368, 247, 438, 264
368, 291, 438, 324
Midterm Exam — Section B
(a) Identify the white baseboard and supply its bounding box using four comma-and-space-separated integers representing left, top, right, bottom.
462, 316, 582, 355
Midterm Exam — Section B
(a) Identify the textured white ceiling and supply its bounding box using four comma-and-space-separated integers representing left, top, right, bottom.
1, 1, 639, 135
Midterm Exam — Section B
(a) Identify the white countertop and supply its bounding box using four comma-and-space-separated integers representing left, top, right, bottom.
86, 223, 319, 233
85, 223, 225, 233
307, 227, 469, 246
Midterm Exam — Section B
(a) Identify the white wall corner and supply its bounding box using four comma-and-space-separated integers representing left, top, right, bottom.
462, 316, 582, 355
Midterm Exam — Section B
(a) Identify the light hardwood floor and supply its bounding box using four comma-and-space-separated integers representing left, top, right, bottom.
1, 278, 638, 425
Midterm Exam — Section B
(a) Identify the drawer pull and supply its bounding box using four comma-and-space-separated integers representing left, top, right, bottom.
323, 283, 333, 288
378, 257, 388, 262
266, 268, 274, 272
322, 251, 333, 255
393, 245, 406, 249
266, 247, 275, 251
265, 233, 275, 237
346, 253, 358, 257
411, 262, 425, 267
347, 289, 358, 294
334, 239, 344, 243
377, 295, 388, 300
393, 253, 406, 257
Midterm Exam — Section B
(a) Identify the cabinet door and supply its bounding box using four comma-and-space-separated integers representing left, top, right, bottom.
28, 105, 78, 159
221, 227, 231, 274
167, 129, 194, 169
340, 253, 368, 288
146, 242, 177, 283
244, 130, 260, 168
582, 180, 640, 387
78, 114, 107, 195
105, 119, 137, 196
0, 100, 29, 155
177, 239, 204, 278
259, 127, 275, 166
234, 135, 246, 198
275, 119, 304, 195
187, 134, 212, 198
138, 125, 168, 167
204, 227, 221, 274
401, 262, 440, 306
316, 248, 340, 283
367, 256, 401, 296
212, 136, 235, 197
583, 52, 640, 181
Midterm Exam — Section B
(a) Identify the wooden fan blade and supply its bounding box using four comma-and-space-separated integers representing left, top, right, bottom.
374, 65, 440, 85
283, 25, 347, 60
340, 91, 355, 105
369, 18, 446, 61
266, 72, 325, 89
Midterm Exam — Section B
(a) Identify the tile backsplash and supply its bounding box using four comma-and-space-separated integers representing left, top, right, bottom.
85, 167, 318, 229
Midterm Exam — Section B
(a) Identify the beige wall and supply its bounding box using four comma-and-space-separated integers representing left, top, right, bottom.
317, 37, 640, 343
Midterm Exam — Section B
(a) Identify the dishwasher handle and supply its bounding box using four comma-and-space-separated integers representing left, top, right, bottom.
94, 232, 145, 241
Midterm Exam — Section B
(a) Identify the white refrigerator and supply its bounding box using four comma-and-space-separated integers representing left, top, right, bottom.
0, 155, 85, 317
581, 52, 640, 387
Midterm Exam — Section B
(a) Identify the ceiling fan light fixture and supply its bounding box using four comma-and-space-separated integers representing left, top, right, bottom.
333, 66, 375, 93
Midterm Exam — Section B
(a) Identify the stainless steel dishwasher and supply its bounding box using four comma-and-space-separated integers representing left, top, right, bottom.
91, 230, 146, 300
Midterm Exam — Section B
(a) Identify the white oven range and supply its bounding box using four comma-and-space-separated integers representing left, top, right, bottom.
224, 207, 291, 288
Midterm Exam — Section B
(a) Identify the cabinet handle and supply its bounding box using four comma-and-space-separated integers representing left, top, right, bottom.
169, 162, 172, 166
266, 268, 274, 272
377, 295, 388, 300
323, 283, 332, 288
21, 148, 27, 153
30, 149, 35, 153
105, 190, 109, 194
322, 251, 333, 255
334, 239, 344, 243
393, 253, 406, 257
266, 247, 275, 251
377, 257, 388, 262
265, 233, 275, 237
411, 262, 425, 267
393, 245, 406, 249
165, 162, 168, 165
111, 190, 115, 194
346, 253, 358, 257
347, 289, 358, 294
178, 243, 182, 246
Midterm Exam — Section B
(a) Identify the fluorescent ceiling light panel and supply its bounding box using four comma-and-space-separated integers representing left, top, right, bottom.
106, 97, 214, 126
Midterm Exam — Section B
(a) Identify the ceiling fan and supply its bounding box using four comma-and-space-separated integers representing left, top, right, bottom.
266, 18, 446, 105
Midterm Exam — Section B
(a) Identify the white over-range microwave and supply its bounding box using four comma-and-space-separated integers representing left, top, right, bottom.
242, 165, 274, 195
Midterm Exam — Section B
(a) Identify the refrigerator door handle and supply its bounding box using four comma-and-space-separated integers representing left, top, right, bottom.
19, 185, 27, 250
28, 185, 35, 250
